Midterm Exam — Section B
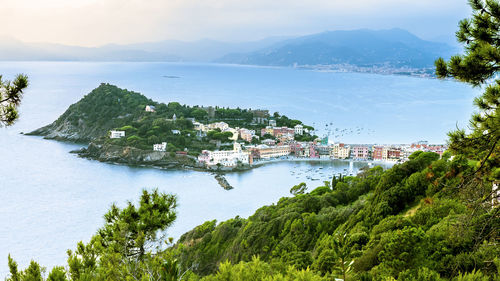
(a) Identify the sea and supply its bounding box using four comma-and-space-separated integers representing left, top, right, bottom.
0, 62, 478, 275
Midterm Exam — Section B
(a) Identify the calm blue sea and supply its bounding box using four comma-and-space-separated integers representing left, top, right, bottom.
0, 62, 478, 276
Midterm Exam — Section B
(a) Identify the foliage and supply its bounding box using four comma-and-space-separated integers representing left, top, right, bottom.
290, 182, 307, 195
0, 74, 29, 126
173, 152, 498, 280
331, 231, 354, 281
196, 256, 327, 281
435, 0, 500, 182
7, 189, 179, 281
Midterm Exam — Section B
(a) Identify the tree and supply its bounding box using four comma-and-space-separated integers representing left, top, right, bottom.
66, 189, 178, 279
332, 231, 354, 281
0, 74, 29, 126
97, 189, 177, 259
435, 0, 500, 181
47, 266, 68, 281
192, 109, 208, 120
7, 254, 20, 281
290, 182, 307, 195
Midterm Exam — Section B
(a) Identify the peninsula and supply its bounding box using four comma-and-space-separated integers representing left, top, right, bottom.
28, 83, 317, 171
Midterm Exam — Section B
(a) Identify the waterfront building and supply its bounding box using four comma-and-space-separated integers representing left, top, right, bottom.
372, 146, 384, 160
352, 146, 369, 160
198, 142, 250, 167
110, 130, 125, 139
249, 144, 291, 159
331, 143, 350, 159
294, 124, 304, 135
153, 142, 167, 151
383, 147, 402, 162
309, 144, 319, 158
289, 142, 304, 156
316, 145, 331, 158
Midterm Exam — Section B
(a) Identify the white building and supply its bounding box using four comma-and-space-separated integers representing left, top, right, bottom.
171, 130, 181, 135
294, 124, 304, 135
207, 122, 229, 131
193, 121, 206, 131
198, 142, 250, 167
269, 119, 277, 127
110, 130, 125, 139
153, 142, 167, 151
145, 105, 156, 112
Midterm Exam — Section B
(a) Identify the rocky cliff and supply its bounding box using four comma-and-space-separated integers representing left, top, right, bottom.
75, 143, 197, 168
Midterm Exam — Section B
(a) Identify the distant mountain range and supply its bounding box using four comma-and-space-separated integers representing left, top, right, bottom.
0, 36, 288, 62
216, 29, 457, 68
0, 29, 457, 69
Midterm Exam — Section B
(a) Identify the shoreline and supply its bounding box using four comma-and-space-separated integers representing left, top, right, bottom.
73, 147, 396, 173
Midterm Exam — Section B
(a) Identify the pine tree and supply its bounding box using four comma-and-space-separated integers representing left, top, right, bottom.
435, 0, 500, 181
0, 74, 29, 126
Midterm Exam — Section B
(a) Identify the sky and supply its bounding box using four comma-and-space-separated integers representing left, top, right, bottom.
2, 0, 472, 46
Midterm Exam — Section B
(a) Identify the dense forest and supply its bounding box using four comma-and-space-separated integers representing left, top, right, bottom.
8, 0, 500, 280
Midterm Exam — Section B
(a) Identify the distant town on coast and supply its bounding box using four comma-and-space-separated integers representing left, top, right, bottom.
113, 105, 447, 170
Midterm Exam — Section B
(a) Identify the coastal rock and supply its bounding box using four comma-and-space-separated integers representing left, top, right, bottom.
214, 174, 233, 190
78, 142, 196, 168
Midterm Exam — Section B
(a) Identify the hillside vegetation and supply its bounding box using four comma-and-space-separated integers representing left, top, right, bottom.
174, 151, 498, 280
28, 83, 156, 142
29, 83, 313, 155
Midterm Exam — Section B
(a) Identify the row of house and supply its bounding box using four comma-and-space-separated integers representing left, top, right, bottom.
197, 139, 448, 168
261, 124, 304, 139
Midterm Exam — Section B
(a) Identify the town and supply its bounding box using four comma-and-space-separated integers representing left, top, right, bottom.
107, 105, 447, 170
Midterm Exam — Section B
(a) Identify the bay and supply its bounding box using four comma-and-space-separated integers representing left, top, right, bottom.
0, 62, 477, 275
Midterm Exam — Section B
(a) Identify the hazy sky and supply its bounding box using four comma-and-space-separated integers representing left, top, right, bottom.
2, 0, 471, 46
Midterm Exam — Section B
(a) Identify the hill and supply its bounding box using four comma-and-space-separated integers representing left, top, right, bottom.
174, 151, 499, 280
216, 28, 456, 69
28, 84, 315, 170
27, 83, 157, 142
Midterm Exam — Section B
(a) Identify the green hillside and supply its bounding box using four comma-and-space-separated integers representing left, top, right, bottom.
29, 83, 314, 154
174, 151, 498, 280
